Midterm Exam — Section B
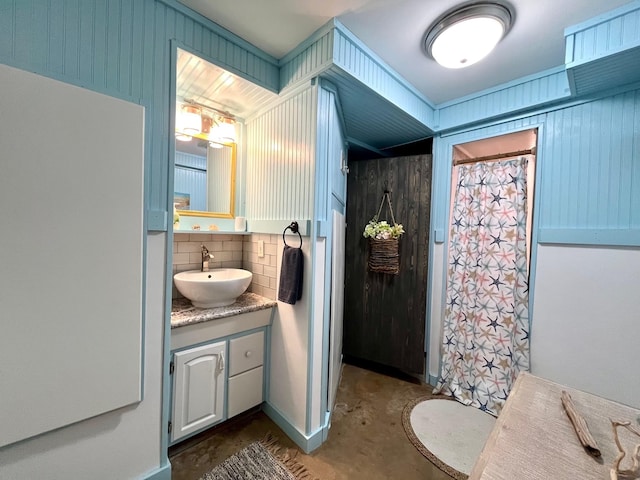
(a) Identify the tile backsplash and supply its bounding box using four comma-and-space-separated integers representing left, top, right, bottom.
172, 232, 278, 301
243, 234, 279, 300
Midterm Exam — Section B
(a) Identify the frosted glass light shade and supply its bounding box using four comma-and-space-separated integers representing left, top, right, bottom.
181, 106, 201, 135
424, 3, 512, 69
431, 17, 504, 68
209, 118, 236, 144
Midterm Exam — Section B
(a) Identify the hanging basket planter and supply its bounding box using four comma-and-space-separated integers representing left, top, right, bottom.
363, 191, 404, 275
368, 238, 400, 274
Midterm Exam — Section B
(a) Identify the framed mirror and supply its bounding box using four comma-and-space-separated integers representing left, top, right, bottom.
174, 138, 236, 219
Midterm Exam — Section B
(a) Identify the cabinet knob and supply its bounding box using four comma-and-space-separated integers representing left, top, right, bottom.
245, 350, 252, 358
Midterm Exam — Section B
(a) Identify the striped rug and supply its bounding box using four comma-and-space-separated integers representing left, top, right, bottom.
200, 436, 316, 480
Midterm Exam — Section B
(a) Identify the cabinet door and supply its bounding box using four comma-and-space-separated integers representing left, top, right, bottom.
172, 341, 226, 442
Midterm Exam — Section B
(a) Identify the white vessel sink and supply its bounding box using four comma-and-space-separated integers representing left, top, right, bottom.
174, 268, 253, 308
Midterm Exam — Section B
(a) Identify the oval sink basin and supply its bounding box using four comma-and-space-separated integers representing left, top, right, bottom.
174, 268, 253, 308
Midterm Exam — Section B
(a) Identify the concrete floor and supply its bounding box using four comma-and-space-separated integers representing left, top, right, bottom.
170, 363, 453, 480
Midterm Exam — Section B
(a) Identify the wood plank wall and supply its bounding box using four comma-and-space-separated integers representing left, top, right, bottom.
344, 154, 432, 375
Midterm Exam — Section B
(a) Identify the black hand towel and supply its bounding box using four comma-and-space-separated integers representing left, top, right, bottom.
278, 245, 304, 305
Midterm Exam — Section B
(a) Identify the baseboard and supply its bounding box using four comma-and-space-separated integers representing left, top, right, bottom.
140, 463, 171, 480
262, 403, 324, 454
429, 374, 439, 387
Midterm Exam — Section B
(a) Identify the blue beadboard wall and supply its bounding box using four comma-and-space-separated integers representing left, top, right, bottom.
566, 1, 640, 96
279, 20, 435, 149
0, 0, 279, 231
245, 86, 318, 230
538, 90, 640, 239
279, 28, 335, 92
433, 88, 640, 247
331, 22, 435, 129
436, 68, 571, 132
174, 151, 207, 211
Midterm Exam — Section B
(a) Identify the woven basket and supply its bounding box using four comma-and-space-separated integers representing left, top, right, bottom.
368, 238, 399, 275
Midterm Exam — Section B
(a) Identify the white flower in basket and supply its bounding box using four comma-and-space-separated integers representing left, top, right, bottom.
363, 219, 405, 240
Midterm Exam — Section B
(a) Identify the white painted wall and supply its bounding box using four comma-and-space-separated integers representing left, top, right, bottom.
531, 244, 640, 408
0, 234, 166, 479
268, 237, 311, 434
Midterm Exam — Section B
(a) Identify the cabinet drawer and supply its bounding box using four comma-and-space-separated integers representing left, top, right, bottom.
228, 366, 264, 418
229, 331, 264, 376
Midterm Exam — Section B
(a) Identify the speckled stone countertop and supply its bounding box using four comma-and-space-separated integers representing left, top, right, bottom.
171, 292, 276, 329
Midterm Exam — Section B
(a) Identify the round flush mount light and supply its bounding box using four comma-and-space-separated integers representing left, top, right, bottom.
423, 2, 513, 69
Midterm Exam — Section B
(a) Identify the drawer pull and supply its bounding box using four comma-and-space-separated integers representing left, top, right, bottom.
245, 350, 252, 358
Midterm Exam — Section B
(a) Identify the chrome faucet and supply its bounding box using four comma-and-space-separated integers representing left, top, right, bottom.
201, 244, 214, 272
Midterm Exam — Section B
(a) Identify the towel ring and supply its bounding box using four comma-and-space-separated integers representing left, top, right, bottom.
283, 221, 302, 248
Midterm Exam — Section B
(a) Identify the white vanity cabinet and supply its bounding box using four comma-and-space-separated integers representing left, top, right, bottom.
169, 309, 271, 445
171, 341, 226, 443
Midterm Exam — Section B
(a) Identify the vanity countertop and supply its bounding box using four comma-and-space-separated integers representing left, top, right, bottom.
171, 292, 276, 329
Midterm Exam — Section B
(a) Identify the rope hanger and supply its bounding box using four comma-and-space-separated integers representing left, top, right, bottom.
374, 190, 397, 225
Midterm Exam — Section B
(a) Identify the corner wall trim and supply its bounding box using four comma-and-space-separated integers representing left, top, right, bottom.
262, 403, 324, 453
140, 463, 172, 480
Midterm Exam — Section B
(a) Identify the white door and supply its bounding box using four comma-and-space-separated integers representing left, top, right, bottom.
172, 341, 226, 442
328, 210, 346, 413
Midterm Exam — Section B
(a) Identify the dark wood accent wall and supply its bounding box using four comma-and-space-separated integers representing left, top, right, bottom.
344, 154, 432, 376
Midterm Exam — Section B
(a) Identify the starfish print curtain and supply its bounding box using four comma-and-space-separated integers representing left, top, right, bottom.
434, 157, 530, 416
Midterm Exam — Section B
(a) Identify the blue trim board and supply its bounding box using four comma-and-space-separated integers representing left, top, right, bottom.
248, 219, 313, 236
262, 403, 324, 454
538, 229, 640, 247
141, 464, 172, 480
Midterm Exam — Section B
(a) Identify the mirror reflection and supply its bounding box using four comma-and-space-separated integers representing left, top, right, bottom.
174, 47, 239, 219
174, 139, 236, 218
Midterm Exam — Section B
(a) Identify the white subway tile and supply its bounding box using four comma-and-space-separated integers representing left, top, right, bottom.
173, 253, 191, 265
263, 265, 277, 278
255, 274, 271, 287
249, 263, 264, 275
212, 251, 232, 262
177, 242, 202, 253
232, 251, 243, 261
174, 233, 191, 242
262, 287, 276, 300
223, 241, 243, 251
190, 234, 211, 242
222, 260, 242, 268
265, 243, 277, 256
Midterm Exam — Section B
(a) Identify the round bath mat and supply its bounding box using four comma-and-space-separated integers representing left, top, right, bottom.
402, 397, 496, 480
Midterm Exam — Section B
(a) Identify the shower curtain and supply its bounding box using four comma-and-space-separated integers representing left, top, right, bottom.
434, 157, 530, 416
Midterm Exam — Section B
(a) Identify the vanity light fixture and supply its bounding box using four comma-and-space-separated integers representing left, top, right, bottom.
423, 2, 513, 69
209, 116, 236, 144
180, 104, 202, 135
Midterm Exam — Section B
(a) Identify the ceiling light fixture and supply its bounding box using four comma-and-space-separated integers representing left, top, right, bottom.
423, 2, 513, 69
